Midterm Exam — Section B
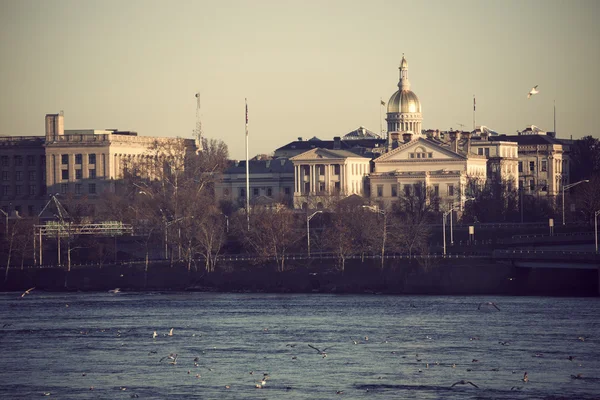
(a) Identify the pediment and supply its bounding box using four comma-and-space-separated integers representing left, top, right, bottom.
374, 138, 466, 163
290, 148, 365, 161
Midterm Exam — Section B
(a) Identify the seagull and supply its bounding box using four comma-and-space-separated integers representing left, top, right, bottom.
478, 302, 500, 311
451, 380, 479, 388
308, 344, 333, 358
160, 353, 178, 364
522, 372, 529, 382
152, 331, 157, 339
21, 287, 35, 298
168, 328, 174, 336
108, 288, 121, 294
527, 85, 539, 99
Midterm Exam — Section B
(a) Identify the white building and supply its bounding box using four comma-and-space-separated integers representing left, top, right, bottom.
290, 148, 371, 210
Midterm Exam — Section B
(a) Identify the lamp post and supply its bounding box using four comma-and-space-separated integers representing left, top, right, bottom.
0, 208, 7, 237
442, 209, 453, 256
595, 210, 600, 254
562, 179, 589, 225
307, 210, 322, 257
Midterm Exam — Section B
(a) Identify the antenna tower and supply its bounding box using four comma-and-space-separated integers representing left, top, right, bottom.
194, 92, 203, 151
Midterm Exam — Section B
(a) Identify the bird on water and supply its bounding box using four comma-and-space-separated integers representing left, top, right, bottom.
451, 380, 479, 388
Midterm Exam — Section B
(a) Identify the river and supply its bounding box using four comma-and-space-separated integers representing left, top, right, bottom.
1, 292, 599, 399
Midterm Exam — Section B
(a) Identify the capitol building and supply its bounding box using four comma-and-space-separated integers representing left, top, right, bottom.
0, 56, 570, 217
217, 55, 569, 212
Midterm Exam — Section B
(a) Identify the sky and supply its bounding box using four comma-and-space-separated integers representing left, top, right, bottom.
1, 0, 599, 160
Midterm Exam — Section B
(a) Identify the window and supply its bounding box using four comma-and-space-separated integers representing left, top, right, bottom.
478, 148, 484, 155
61, 183, 68, 194
89, 154, 96, 164
541, 179, 547, 191
1, 156, 8, 166
541, 160, 547, 172
1, 185, 8, 196
334, 164, 340, 175
28, 205, 34, 216
529, 161, 535, 172
334, 181, 340, 193
434, 185, 439, 196
253, 188, 259, 196
61, 154, 69, 165
484, 148, 490, 157
88, 183, 96, 194
284, 187, 291, 195
318, 165, 325, 176
89, 169, 96, 179
267, 187, 272, 196
240, 188, 246, 198
14, 155, 23, 166
15, 171, 22, 181
76, 169, 82, 180
15, 185, 22, 195
1, 171, 7, 181
414, 184, 422, 197
404, 185, 411, 196
518, 162, 523, 173
75, 154, 82, 164
319, 182, 325, 192
391, 184, 398, 197
448, 184, 455, 197
519, 180, 524, 189
62, 170, 69, 180
28, 171, 36, 181
27, 155, 36, 166
29, 185, 35, 195
304, 182, 310, 193
377, 185, 383, 197
75, 184, 82, 194
529, 179, 535, 191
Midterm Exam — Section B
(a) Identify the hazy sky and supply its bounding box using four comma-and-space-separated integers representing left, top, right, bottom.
1, 0, 599, 160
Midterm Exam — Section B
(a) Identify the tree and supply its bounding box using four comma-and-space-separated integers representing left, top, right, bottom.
237, 205, 301, 272
322, 204, 367, 272
462, 177, 519, 223
570, 136, 600, 183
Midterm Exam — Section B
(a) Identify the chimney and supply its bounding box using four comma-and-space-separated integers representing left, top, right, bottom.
461, 131, 471, 153
333, 136, 341, 150
402, 132, 413, 143
449, 131, 458, 152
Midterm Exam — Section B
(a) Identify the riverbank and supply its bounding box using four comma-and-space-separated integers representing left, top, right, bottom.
1, 256, 597, 296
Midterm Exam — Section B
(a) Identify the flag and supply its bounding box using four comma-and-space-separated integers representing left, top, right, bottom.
473, 97, 476, 112
245, 99, 248, 127
380, 99, 385, 106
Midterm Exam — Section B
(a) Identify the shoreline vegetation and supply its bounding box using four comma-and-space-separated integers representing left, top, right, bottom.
2, 257, 597, 297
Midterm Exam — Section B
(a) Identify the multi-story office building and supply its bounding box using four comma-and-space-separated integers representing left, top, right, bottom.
0, 113, 198, 217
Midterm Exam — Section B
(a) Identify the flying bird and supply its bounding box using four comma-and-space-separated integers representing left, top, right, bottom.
308, 344, 334, 358
527, 85, 539, 99
451, 380, 479, 388
21, 287, 35, 297
478, 302, 500, 311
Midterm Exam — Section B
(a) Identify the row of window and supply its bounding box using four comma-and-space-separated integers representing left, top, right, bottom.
237, 187, 292, 197
0, 155, 44, 167
2, 171, 43, 181
60, 183, 97, 195
376, 184, 454, 197
303, 164, 344, 176
1, 184, 45, 196
61, 168, 96, 181
61, 153, 96, 165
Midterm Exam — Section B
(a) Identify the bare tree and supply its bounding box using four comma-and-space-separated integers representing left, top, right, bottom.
237, 205, 301, 272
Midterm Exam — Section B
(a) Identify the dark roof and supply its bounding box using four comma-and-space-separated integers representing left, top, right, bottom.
275, 138, 386, 153
490, 134, 565, 146
224, 158, 293, 174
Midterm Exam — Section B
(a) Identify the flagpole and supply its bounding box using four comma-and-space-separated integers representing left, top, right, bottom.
473, 95, 476, 131
245, 98, 250, 231
553, 100, 556, 135
379, 98, 383, 135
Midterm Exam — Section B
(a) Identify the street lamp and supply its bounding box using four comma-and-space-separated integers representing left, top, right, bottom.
442, 208, 454, 256
307, 210, 323, 257
362, 206, 386, 269
562, 179, 589, 225
595, 210, 600, 254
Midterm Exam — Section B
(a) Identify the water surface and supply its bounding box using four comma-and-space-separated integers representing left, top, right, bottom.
1, 292, 599, 399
